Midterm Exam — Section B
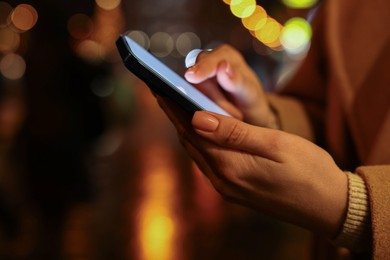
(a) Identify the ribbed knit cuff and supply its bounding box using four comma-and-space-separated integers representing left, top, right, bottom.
333, 172, 371, 252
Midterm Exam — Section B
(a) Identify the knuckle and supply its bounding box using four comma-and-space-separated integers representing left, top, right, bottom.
223, 121, 247, 146
217, 44, 244, 60
265, 130, 286, 153
217, 43, 232, 51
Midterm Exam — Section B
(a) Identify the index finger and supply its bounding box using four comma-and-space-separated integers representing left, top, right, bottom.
191, 111, 287, 162
184, 44, 238, 84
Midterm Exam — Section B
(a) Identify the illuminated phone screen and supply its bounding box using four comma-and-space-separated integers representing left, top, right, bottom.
123, 35, 231, 117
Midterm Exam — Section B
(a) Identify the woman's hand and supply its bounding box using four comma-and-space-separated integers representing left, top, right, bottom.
157, 97, 348, 238
185, 44, 278, 128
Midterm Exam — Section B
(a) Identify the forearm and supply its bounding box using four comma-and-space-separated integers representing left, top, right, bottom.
267, 94, 372, 251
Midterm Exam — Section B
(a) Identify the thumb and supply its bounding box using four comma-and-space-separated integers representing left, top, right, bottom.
191, 111, 282, 159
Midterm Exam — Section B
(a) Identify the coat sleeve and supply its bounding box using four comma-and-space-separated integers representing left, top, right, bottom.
357, 166, 390, 258
266, 5, 328, 145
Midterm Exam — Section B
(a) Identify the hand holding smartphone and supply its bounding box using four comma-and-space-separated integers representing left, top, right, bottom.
116, 34, 231, 117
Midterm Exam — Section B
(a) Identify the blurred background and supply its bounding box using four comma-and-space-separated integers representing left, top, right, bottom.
0, 0, 340, 259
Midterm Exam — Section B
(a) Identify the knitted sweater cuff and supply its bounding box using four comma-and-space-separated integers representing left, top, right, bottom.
333, 172, 371, 252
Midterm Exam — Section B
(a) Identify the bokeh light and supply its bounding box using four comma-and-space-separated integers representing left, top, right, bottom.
90, 76, 115, 98
0, 27, 20, 52
93, 2, 125, 61
95, 0, 122, 11
149, 32, 174, 58
0, 1, 12, 28
10, 4, 38, 32
282, 0, 318, 9
266, 38, 282, 50
176, 32, 201, 56
281, 17, 312, 54
137, 146, 179, 260
75, 40, 105, 63
230, 0, 256, 19
127, 30, 150, 50
67, 13, 94, 40
241, 5, 267, 31
225, 0, 284, 50
255, 18, 282, 44
0, 53, 26, 80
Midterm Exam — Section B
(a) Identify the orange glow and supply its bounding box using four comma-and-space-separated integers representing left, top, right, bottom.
265, 37, 282, 50
75, 40, 105, 63
92, 5, 125, 61
95, 0, 121, 11
139, 205, 175, 260
0, 27, 20, 52
226, 0, 284, 50
241, 5, 267, 31
223, 0, 231, 4
0, 97, 25, 141
11, 4, 38, 32
255, 18, 282, 44
67, 14, 94, 40
136, 146, 180, 260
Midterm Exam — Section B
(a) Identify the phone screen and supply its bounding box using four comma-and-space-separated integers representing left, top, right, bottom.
121, 35, 231, 117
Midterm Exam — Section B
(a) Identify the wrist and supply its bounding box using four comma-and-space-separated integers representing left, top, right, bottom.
333, 172, 371, 252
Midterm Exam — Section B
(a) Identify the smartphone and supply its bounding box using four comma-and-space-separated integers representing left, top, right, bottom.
116, 34, 231, 116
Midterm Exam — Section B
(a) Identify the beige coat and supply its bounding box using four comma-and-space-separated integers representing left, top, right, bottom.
268, 0, 389, 258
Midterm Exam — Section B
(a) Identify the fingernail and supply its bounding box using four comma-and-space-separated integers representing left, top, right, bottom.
225, 62, 234, 78
185, 66, 197, 76
192, 112, 219, 132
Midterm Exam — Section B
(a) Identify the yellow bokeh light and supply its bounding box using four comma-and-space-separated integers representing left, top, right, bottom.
136, 146, 180, 260
255, 18, 282, 44
140, 211, 175, 260
265, 38, 283, 50
11, 4, 38, 32
223, 0, 231, 4
230, 0, 256, 19
241, 5, 267, 31
280, 17, 312, 51
95, 0, 121, 11
282, 0, 318, 9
